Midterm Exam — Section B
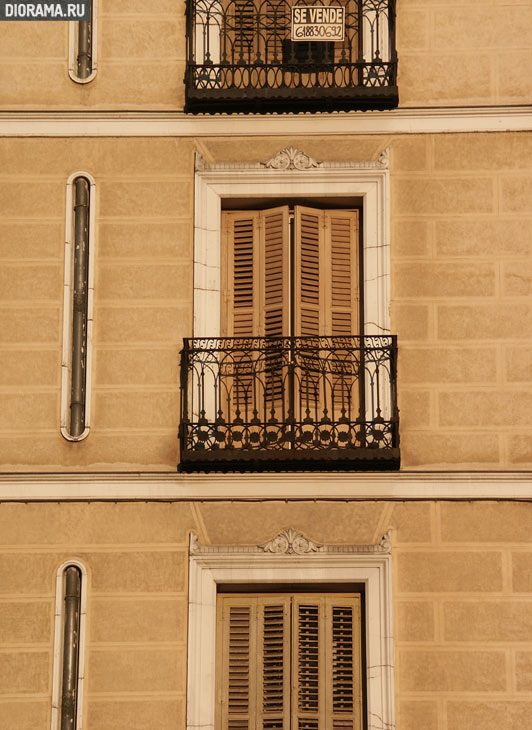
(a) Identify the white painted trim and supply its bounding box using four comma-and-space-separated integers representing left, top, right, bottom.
68, 0, 98, 84
3, 107, 532, 136
51, 559, 88, 730
187, 534, 394, 730
1, 472, 532, 501
193, 151, 392, 424
61, 172, 96, 442
194, 152, 390, 337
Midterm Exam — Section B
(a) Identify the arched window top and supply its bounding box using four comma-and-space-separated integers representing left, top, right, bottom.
55, 558, 89, 581
65, 170, 96, 188
61, 172, 96, 442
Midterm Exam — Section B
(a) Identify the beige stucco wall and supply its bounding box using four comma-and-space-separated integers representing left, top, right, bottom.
0, 499, 531, 730
2, 132, 532, 470
1, 0, 531, 109
0, 2, 186, 110
0, 137, 195, 470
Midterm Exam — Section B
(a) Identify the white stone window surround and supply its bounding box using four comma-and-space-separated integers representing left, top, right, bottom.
193, 146, 391, 338
187, 529, 395, 730
60, 171, 96, 441
68, 0, 98, 84
50, 559, 88, 730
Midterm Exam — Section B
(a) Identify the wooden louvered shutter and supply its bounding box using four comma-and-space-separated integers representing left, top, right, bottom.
293, 208, 359, 422
326, 596, 362, 730
293, 207, 324, 337
257, 599, 291, 730
218, 595, 290, 730
292, 595, 362, 730
293, 207, 359, 337
222, 211, 261, 338
218, 593, 362, 730
324, 211, 360, 421
222, 208, 290, 338
218, 599, 255, 730
233, 0, 256, 63
325, 211, 359, 336
293, 598, 324, 730
260, 207, 290, 338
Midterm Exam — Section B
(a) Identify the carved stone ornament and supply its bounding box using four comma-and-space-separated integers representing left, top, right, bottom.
262, 147, 322, 171
259, 528, 322, 555
378, 147, 390, 167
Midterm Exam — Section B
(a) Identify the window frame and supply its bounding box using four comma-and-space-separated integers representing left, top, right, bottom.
193, 148, 390, 340
187, 530, 394, 730
60, 171, 96, 442
192, 149, 392, 433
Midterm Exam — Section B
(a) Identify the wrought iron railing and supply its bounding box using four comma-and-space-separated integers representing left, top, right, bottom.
185, 0, 398, 113
179, 335, 399, 471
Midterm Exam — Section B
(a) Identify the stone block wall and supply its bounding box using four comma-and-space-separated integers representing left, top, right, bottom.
1, 500, 531, 729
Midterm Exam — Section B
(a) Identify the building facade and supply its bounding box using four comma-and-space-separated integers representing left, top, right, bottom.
2, 1, 532, 729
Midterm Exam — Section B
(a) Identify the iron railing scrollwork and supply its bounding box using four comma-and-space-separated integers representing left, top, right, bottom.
179, 335, 399, 471
185, 0, 398, 113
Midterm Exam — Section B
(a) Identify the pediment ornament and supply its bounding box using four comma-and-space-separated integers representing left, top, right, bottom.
262, 146, 322, 171
259, 527, 322, 554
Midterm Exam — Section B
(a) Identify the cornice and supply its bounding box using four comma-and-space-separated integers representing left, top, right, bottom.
0, 471, 532, 501
2, 106, 532, 136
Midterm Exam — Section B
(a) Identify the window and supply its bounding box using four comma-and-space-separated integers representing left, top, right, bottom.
191, 148, 390, 342
187, 530, 394, 730
185, 0, 398, 113
68, 0, 97, 83
179, 150, 399, 471
61, 173, 95, 441
51, 560, 88, 730
217, 591, 363, 730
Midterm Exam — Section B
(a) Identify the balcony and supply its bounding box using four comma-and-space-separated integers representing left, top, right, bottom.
185, 0, 398, 114
179, 335, 399, 472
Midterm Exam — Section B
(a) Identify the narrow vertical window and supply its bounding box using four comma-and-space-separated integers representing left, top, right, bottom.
51, 561, 88, 730
61, 173, 95, 441
77, 20, 91, 79
61, 567, 81, 730
68, 1, 97, 83
71, 178, 89, 437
